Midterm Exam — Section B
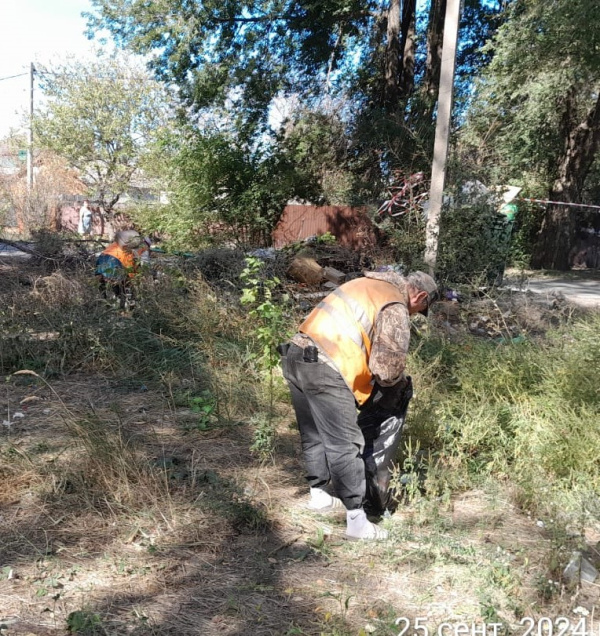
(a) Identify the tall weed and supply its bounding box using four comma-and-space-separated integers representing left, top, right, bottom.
409, 314, 600, 520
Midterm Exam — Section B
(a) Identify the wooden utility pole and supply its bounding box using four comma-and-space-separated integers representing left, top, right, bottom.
424, 0, 461, 275
27, 62, 35, 193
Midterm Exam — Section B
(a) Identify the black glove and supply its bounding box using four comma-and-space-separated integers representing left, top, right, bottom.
371, 376, 413, 413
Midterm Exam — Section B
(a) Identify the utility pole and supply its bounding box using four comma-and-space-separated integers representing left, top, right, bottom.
424, 0, 461, 275
27, 62, 35, 193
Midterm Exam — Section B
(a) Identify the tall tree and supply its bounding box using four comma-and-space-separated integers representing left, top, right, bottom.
85, 0, 500, 126
34, 53, 175, 215
85, 0, 373, 136
83, 0, 502, 220
460, 0, 600, 270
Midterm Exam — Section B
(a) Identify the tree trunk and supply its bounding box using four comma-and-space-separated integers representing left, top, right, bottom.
530, 204, 578, 271
531, 88, 600, 270
423, 0, 446, 102
399, 0, 416, 97
383, 0, 416, 106
383, 0, 401, 107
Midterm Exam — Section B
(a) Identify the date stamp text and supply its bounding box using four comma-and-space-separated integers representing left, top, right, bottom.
394, 617, 599, 636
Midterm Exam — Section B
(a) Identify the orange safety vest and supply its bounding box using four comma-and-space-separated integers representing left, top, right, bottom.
102, 242, 136, 276
300, 277, 408, 405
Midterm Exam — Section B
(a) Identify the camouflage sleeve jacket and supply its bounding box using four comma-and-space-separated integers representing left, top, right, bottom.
369, 303, 411, 387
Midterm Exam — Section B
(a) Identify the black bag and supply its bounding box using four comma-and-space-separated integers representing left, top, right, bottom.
359, 377, 413, 516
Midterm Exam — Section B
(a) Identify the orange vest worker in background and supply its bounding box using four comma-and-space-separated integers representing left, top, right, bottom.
95, 230, 142, 309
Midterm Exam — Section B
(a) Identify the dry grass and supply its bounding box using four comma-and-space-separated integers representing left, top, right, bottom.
2, 371, 599, 636
1, 253, 599, 635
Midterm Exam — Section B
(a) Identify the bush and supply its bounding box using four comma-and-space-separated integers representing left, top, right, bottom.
374, 211, 428, 272
374, 196, 513, 283
436, 202, 512, 285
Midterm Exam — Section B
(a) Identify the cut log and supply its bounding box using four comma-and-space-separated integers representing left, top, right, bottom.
292, 291, 328, 300
287, 256, 324, 285
322, 266, 346, 285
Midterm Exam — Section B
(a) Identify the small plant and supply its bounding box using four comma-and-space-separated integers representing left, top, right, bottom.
389, 437, 429, 505
240, 256, 291, 458
188, 390, 217, 430
478, 593, 501, 624
315, 231, 337, 245
66, 609, 105, 635
534, 574, 560, 602
240, 256, 289, 374
306, 527, 333, 558
307, 527, 326, 549
321, 586, 354, 625
249, 413, 276, 462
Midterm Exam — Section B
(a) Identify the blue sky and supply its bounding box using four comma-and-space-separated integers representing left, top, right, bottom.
0, 0, 102, 138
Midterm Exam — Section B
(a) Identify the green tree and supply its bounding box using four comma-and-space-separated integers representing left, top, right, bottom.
277, 109, 360, 204
460, 0, 600, 270
85, 0, 502, 190
34, 53, 176, 215
150, 128, 298, 248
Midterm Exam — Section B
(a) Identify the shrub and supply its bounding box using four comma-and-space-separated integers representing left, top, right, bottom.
436, 202, 512, 285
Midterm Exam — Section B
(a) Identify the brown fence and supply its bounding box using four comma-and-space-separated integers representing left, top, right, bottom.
58, 203, 108, 236
272, 205, 377, 250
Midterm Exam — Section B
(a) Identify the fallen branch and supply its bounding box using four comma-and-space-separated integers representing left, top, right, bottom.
267, 535, 302, 557
0, 238, 43, 258
0, 237, 108, 261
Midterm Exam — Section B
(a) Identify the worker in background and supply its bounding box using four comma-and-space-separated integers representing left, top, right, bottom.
78, 199, 93, 236
94, 230, 142, 309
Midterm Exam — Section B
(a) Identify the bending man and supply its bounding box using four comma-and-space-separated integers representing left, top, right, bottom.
95, 230, 142, 309
280, 270, 438, 541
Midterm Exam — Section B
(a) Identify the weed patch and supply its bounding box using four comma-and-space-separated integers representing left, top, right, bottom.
407, 312, 600, 523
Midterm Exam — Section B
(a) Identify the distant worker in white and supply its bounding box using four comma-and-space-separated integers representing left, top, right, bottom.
78, 199, 93, 236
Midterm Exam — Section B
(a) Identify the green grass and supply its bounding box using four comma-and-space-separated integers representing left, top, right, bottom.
404, 313, 600, 522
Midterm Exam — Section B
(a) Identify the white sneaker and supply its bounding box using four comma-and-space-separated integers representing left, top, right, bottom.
306, 487, 345, 512
345, 509, 389, 541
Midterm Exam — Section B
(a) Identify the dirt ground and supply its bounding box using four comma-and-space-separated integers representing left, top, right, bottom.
2, 374, 599, 636
1, 255, 599, 636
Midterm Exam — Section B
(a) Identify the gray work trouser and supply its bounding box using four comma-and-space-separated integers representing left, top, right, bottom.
281, 343, 366, 510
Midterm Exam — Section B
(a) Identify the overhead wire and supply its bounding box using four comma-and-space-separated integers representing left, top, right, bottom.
0, 69, 159, 84
0, 72, 29, 82
35, 69, 160, 83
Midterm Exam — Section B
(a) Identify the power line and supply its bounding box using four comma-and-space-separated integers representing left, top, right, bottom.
518, 197, 600, 212
0, 69, 159, 83
35, 69, 161, 83
1, 68, 165, 87
0, 72, 29, 82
